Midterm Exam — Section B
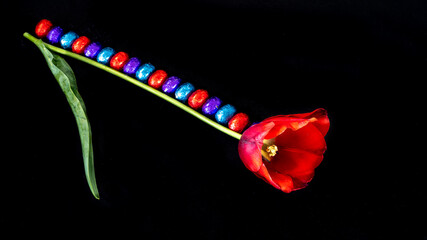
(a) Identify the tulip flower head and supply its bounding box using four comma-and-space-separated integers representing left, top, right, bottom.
238, 108, 330, 193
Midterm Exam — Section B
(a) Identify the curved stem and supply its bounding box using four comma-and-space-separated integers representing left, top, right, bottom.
23, 32, 242, 141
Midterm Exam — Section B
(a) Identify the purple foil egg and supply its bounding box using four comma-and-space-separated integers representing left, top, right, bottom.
123, 57, 141, 75
46, 26, 63, 44
162, 76, 182, 93
202, 97, 222, 115
84, 42, 102, 59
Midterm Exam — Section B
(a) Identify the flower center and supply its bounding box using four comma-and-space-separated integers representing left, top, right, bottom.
261, 141, 278, 163
266, 144, 278, 157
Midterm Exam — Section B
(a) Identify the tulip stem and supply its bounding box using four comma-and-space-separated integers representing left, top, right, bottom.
23, 32, 243, 141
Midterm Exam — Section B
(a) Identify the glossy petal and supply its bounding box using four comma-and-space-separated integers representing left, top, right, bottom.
290, 170, 315, 190
267, 168, 294, 193
265, 108, 329, 138
275, 124, 327, 156
272, 148, 323, 177
238, 122, 275, 172
264, 117, 313, 140
254, 163, 281, 190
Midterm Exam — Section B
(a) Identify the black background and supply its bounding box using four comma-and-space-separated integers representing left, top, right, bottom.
3, 0, 425, 238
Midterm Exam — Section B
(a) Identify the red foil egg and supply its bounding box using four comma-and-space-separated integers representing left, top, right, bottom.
110, 52, 129, 71
35, 19, 53, 38
72, 36, 91, 54
228, 113, 249, 133
188, 89, 209, 109
148, 70, 168, 89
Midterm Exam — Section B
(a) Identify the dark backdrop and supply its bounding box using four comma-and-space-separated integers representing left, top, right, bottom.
4, 0, 425, 239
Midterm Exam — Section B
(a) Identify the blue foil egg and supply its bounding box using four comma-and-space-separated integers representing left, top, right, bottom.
162, 76, 181, 94
97, 47, 116, 65
84, 42, 102, 59
215, 104, 236, 124
46, 26, 63, 44
60, 31, 79, 49
135, 63, 155, 83
202, 97, 222, 115
175, 82, 195, 101
123, 57, 141, 75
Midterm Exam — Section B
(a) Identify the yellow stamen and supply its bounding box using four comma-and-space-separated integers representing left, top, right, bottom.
266, 145, 278, 157
261, 142, 278, 163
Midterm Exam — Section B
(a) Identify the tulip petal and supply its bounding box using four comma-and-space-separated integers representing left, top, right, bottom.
266, 167, 294, 193
238, 141, 263, 172
285, 108, 330, 136
263, 118, 311, 139
238, 122, 275, 172
255, 163, 281, 190
275, 124, 327, 156
271, 148, 324, 177
291, 171, 315, 190
264, 124, 288, 140
270, 124, 326, 178
305, 108, 329, 136
263, 108, 329, 139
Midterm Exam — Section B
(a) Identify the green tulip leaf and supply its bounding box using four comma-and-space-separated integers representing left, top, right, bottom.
33, 38, 99, 199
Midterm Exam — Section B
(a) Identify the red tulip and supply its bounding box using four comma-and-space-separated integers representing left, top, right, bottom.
238, 108, 330, 193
